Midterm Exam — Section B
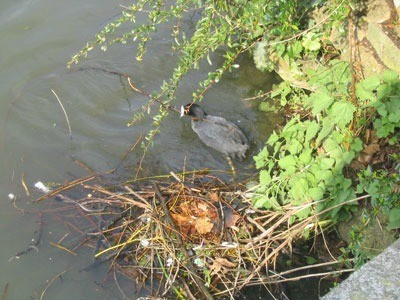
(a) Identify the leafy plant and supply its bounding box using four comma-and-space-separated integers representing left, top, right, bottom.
357, 69, 400, 142
356, 164, 400, 229
253, 60, 364, 222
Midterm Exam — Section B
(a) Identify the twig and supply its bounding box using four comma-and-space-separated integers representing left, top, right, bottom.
39, 270, 68, 300
49, 241, 77, 256
21, 172, 30, 196
1, 283, 9, 300
51, 89, 72, 139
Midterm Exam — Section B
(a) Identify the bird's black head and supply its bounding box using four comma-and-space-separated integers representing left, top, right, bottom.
180, 103, 207, 120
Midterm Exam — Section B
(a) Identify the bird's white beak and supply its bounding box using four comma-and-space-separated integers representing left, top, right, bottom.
180, 105, 185, 118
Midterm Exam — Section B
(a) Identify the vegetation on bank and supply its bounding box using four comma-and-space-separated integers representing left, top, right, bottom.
66, 0, 400, 298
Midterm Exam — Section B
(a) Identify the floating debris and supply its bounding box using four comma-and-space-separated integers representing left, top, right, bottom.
34, 181, 50, 193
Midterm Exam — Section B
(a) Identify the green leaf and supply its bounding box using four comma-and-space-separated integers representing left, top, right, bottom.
308, 92, 334, 115
388, 207, 400, 230
318, 169, 333, 182
356, 86, 376, 101
376, 83, 392, 100
330, 101, 356, 129
288, 40, 303, 58
360, 74, 381, 91
254, 195, 281, 210
278, 155, 297, 172
267, 131, 280, 145
299, 148, 313, 165
308, 187, 325, 201
306, 256, 318, 265
381, 69, 399, 84
254, 147, 269, 169
320, 157, 335, 169
259, 170, 272, 185
290, 177, 309, 203
302, 32, 321, 51
305, 121, 320, 142
295, 206, 311, 219
351, 138, 363, 152
316, 117, 334, 145
288, 139, 303, 154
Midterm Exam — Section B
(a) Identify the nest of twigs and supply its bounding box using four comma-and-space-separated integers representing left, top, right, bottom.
36, 172, 352, 299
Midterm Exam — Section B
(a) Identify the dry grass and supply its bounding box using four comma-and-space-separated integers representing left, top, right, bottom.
37, 171, 355, 299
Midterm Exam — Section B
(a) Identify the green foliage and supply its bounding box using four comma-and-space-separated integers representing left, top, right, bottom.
357, 69, 400, 140
339, 225, 369, 268
356, 164, 400, 229
254, 67, 400, 224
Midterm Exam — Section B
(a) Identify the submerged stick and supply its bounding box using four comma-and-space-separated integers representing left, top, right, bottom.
1, 283, 9, 300
51, 89, 72, 139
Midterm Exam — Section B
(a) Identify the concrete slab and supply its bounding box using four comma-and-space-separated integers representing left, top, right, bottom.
322, 239, 400, 300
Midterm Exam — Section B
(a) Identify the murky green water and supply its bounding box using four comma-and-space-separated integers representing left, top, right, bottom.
0, 1, 277, 299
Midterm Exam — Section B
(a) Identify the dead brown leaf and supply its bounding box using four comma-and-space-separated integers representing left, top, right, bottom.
224, 209, 241, 228
197, 202, 209, 212
194, 217, 214, 234
170, 212, 192, 226
210, 257, 236, 275
363, 143, 380, 155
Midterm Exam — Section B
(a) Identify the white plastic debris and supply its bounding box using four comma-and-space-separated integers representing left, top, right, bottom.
34, 181, 50, 193
166, 257, 174, 267
220, 242, 238, 248
140, 239, 150, 247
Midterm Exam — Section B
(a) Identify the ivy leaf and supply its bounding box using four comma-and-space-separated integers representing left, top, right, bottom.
330, 101, 356, 129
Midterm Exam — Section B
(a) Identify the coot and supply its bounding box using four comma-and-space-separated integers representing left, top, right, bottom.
181, 103, 249, 160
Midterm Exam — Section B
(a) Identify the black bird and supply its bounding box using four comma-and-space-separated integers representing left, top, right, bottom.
180, 103, 249, 160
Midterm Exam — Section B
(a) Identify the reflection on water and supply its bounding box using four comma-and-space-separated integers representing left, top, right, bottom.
0, 0, 277, 299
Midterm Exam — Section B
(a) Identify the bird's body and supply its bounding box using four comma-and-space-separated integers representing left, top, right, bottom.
181, 103, 249, 160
